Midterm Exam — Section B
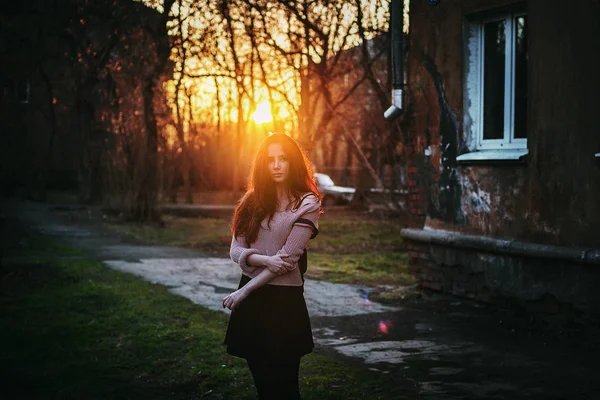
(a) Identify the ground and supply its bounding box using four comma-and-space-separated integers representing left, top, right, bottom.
2, 198, 600, 399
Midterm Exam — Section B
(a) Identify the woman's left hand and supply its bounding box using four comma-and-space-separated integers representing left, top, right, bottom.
222, 288, 250, 311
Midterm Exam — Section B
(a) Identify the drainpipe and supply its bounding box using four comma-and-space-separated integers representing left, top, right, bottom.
384, 0, 404, 121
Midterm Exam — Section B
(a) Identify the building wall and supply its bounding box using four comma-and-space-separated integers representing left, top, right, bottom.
403, 0, 600, 314
0, 4, 72, 197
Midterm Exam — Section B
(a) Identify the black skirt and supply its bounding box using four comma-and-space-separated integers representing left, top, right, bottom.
224, 275, 314, 360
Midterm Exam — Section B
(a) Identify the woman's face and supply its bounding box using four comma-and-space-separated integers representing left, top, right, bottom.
267, 143, 290, 184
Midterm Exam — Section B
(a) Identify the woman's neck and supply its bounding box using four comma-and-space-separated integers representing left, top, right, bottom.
275, 185, 291, 210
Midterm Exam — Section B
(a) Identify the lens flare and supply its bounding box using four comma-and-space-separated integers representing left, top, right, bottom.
378, 320, 392, 335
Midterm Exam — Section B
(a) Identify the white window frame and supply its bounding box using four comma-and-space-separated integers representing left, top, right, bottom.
461, 11, 528, 161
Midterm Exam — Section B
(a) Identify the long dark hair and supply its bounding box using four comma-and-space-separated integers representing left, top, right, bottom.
231, 133, 321, 244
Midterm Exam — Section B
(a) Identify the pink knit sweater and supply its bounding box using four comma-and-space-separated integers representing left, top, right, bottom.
230, 194, 321, 286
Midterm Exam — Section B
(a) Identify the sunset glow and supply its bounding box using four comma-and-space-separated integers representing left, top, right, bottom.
143, 0, 393, 142
251, 101, 273, 124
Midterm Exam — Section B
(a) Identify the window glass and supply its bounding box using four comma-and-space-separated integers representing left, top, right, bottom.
483, 19, 506, 140
514, 15, 528, 139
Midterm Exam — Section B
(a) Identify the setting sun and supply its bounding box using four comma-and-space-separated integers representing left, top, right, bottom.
252, 101, 273, 124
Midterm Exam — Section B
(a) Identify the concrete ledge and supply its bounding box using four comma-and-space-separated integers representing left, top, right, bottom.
401, 228, 600, 265
456, 149, 528, 163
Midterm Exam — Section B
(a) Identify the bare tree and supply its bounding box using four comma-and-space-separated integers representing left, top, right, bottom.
171, 0, 199, 204
134, 0, 176, 221
136, 0, 396, 196
61, 0, 133, 204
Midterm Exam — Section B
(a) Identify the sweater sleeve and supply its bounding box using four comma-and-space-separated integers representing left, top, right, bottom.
293, 194, 320, 236
275, 194, 321, 267
275, 225, 314, 267
230, 234, 261, 274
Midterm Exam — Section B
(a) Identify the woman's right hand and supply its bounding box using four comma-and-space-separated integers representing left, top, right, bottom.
265, 254, 293, 275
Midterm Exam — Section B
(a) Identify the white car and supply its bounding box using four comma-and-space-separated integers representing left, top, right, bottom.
314, 173, 356, 206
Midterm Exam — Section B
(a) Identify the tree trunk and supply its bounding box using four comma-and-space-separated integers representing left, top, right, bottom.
132, 77, 161, 222
232, 101, 243, 194
76, 84, 93, 204
130, 0, 175, 221
38, 66, 58, 202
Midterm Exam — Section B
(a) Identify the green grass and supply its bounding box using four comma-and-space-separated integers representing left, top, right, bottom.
106, 215, 232, 256
101, 211, 413, 289
0, 224, 417, 400
52, 204, 415, 297
308, 252, 413, 286
313, 217, 406, 253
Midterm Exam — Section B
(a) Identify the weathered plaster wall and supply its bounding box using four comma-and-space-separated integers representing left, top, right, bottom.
406, 0, 600, 247
404, 0, 600, 315
526, 0, 600, 247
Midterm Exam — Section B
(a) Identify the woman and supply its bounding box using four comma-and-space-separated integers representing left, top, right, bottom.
222, 132, 322, 400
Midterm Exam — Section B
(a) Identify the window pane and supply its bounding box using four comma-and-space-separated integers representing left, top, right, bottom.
483, 20, 506, 140
514, 15, 528, 139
